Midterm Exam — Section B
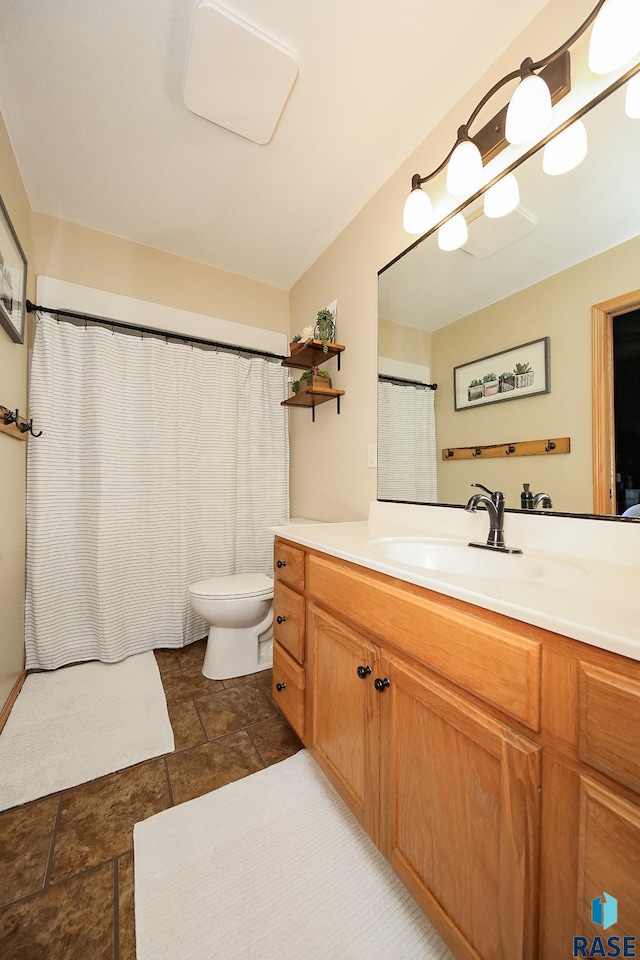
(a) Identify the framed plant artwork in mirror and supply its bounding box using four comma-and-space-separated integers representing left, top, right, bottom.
0, 194, 27, 345
454, 337, 550, 411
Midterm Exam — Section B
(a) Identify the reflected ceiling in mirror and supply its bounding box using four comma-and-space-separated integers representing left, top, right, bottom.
377, 70, 640, 519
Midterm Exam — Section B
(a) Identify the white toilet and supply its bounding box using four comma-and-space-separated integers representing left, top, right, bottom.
188, 573, 274, 680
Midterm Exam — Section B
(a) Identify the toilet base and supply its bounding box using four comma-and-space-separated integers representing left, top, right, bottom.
202, 624, 274, 681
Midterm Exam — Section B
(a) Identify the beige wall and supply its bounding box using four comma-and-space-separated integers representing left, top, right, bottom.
378, 317, 431, 368
432, 236, 640, 512
0, 112, 33, 707
32, 213, 288, 334
288, 0, 606, 521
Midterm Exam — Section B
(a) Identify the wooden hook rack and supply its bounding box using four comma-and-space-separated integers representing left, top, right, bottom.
442, 436, 570, 461
0, 404, 42, 441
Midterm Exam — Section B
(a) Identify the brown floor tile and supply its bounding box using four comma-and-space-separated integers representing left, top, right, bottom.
162, 665, 223, 703
196, 682, 277, 740
0, 860, 114, 960
167, 698, 206, 751
117, 852, 136, 960
166, 731, 264, 805
178, 638, 207, 671
222, 668, 267, 689
0, 795, 59, 908
249, 715, 304, 767
255, 668, 273, 694
153, 647, 183, 681
49, 759, 171, 884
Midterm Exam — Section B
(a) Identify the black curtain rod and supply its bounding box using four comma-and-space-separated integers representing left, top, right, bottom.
378, 373, 437, 390
26, 300, 286, 362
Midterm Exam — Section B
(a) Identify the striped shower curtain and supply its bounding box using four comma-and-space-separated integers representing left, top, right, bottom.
377, 380, 437, 503
25, 315, 289, 670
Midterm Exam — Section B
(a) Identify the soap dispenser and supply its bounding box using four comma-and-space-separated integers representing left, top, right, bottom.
521, 483, 534, 510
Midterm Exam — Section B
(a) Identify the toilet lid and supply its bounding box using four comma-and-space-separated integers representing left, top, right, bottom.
189, 573, 274, 600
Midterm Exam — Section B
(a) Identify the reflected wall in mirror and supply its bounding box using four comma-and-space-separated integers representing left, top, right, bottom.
378, 71, 640, 517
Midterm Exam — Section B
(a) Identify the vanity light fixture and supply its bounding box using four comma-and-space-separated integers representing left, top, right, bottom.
625, 71, 640, 116
483, 173, 520, 218
403, 0, 640, 239
588, 0, 640, 74
437, 213, 468, 251
542, 119, 588, 175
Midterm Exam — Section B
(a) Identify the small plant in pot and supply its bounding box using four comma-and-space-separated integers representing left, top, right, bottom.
289, 333, 303, 354
468, 378, 483, 402
499, 370, 515, 393
298, 366, 331, 393
314, 308, 335, 353
514, 362, 534, 388
482, 372, 499, 397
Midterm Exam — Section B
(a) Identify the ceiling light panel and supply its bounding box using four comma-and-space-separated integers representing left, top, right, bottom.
184, 1, 298, 145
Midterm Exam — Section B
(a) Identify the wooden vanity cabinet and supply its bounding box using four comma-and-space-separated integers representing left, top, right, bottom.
272, 541, 306, 738
275, 536, 640, 960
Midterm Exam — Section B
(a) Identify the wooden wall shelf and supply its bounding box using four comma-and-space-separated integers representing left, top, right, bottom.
282, 387, 345, 421
282, 340, 345, 370
442, 436, 570, 461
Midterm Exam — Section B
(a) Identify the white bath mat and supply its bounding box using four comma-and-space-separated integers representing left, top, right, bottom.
134, 749, 454, 960
0, 652, 174, 811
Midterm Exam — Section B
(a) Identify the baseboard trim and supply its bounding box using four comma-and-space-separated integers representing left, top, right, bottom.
0, 670, 27, 735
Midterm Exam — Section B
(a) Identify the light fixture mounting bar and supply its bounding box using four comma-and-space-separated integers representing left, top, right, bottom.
474, 50, 571, 165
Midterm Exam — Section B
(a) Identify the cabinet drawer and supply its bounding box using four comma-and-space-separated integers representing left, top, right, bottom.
272, 642, 305, 739
579, 662, 640, 793
273, 580, 305, 664
308, 553, 541, 730
274, 538, 305, 591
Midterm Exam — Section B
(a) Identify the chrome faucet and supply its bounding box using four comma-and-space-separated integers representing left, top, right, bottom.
464, 483, 522, 554
533, 491, 553, 510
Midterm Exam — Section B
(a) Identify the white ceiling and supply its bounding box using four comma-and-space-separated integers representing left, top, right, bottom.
0, 0, 552, 289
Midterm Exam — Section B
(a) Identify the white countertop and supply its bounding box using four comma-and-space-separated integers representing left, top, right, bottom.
271, 502, 640, 662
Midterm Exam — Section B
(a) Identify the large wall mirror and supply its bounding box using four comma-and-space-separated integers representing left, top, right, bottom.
378, 67, 640, 519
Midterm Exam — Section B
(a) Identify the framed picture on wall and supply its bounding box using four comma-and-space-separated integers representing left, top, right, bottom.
0, 194, 27, 344
454, 337, 550, 411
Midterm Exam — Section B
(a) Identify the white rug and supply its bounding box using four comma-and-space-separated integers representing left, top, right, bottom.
134, 750, 454, 960
0, 652, 174, 811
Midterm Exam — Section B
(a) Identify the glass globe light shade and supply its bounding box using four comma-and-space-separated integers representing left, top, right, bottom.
542, 120, 588, 175
437, 213, 468, 251
446, 139, 483, 197
505, 74, 552, 145
625, 73, 640, 118
483, 173, 520, 218
588, 0, 640, 74
403, 187, 434, 234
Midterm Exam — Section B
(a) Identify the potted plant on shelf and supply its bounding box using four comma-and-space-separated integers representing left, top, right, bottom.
297, 366, 331, 393
314, 308, 335, 353
482, 372, 499, 397
289, 333, 303, 354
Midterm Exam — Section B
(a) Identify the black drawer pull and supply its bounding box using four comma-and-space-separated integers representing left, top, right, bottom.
276, 682, 287, 692
374, 677, 390, 693
276, 615, 287, 624
276, 560, 287, 568
357, 665, 372, 679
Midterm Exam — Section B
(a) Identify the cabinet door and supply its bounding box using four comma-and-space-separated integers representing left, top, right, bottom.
540, 756, 640, 958
308, 604, 380, 842
379, 653, 541, 960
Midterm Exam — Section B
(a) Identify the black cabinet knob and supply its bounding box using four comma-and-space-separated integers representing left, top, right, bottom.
276, 560, 287, 568
276, 682, 287, 692
374, 677, 390, 693
276, 615, 287, 624
357, 665, 372, 679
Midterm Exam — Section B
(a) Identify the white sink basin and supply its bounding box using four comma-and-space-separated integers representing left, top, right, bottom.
369, 537, 544, 580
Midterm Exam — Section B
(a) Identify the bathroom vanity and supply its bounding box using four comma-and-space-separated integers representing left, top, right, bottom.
271, 506, 640, 960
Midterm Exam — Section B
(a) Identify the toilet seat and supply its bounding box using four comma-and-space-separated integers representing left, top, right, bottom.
189, 573, 273, 601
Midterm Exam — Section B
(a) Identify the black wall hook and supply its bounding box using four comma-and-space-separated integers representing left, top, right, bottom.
17, 418, 43, 438
3, 408, 18, 426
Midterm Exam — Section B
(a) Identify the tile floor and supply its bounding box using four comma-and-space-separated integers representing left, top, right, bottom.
0, 640, 303, 958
